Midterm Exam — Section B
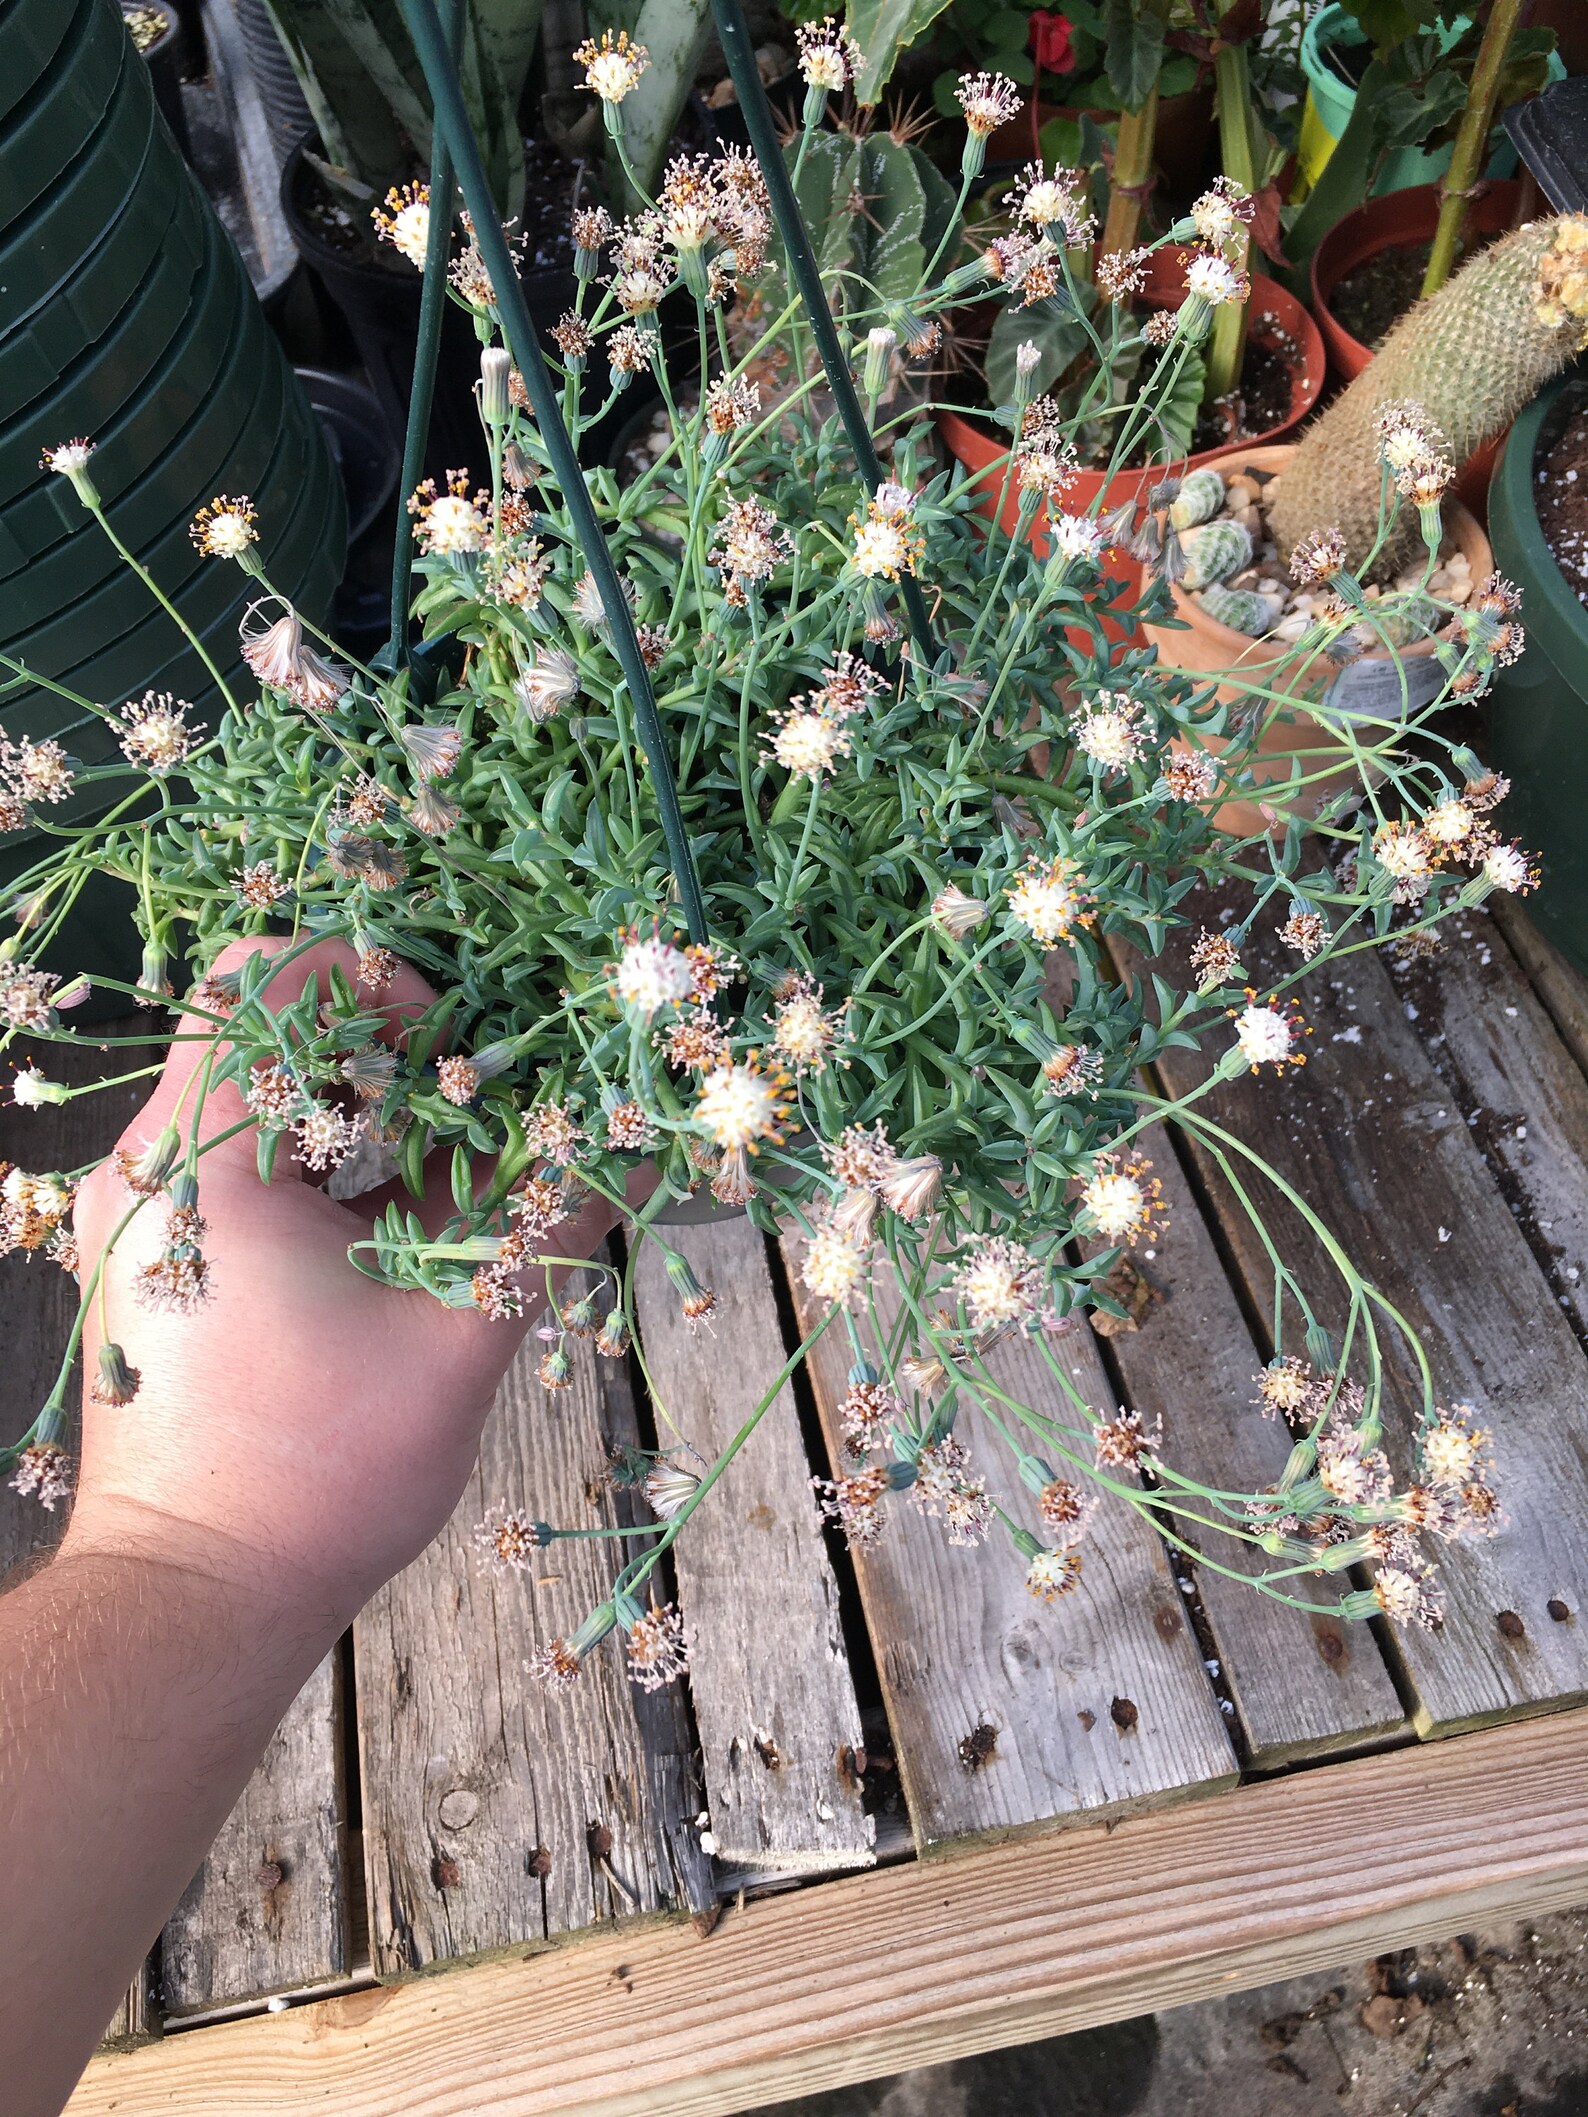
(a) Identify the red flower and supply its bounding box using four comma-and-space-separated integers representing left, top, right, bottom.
1028, 10, 1075, 75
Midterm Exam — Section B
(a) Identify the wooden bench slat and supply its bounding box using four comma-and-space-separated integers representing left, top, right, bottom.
161, 1655, 347, 2011
1390, 907, 1588, 1346
1094, 1123, 1408, 1765
354, 1302, 714, 1976
70, 1705, 1588, 2117
632, 1221, 874, 1872
783, 1236, 1237, 1850
1132, 899, 1588, 1734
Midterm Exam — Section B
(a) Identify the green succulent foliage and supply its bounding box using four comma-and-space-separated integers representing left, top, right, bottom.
845, 0, 956, 106
257, 0, 542, 215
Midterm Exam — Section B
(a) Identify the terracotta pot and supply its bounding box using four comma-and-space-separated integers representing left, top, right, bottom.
934, 259, 1327, 610
1310, 180, 1527, 517
1140, 443, 1493, 837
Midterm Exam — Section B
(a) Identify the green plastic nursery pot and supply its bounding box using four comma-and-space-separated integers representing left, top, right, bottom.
0, 247, 267, 574
0, 0, 86, 123
0, 0, 345, 995
2, 0, 129, 230
1487, 376, 1588, 976
0, 115, 200, 413
0, 0, 343, 647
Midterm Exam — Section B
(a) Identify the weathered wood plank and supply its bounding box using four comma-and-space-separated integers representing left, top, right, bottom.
1489, 895, 1588, 1080
632, 1220, 873, 1872
70, 1706, 1588, 2117
784, 1235, 1237, 1851
354, 1282, 714, 1977
1, 1028, 164, 2047
3, 1020, 352, 2017
1389, 906, 1588, 1346
100, 1964, 157, 2052
161, 1655, 346, 2012
1132, 893, 1588, 1734
1092, 1124, 1407, 1765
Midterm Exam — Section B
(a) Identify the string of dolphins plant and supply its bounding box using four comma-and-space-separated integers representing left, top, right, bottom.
0, 8, 1532, 1691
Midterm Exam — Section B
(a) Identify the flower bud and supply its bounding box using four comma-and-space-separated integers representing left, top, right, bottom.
862, 326, 897, 398
1013, 339, 1041, 406
480, 346, 511, 427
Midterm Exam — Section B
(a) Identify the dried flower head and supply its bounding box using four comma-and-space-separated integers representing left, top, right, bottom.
626, 1602, 689, 1690
118, 691, 195, 775
695, 1057, 791, 1151
474, 1507, 548, 1569
798, 16, 859, 89
409, 471, 489, 555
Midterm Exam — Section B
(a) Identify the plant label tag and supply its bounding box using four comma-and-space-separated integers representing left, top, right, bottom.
1319, 653, 1448, 724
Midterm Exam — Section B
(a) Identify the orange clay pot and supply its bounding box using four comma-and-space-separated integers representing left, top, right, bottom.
1140, 443, 1493, 837
934, 258, 1327, 628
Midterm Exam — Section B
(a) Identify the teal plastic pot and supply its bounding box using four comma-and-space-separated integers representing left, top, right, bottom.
0, 31, 160, 318
1297, 6, 1547, 199
15, 427, 344, 764
1488, 376, 1588, 976
7, 381, 320, 687
0, 191, 207, 502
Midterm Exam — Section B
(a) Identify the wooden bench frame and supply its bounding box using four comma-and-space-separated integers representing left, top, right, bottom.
72, 1707, 1588, 2117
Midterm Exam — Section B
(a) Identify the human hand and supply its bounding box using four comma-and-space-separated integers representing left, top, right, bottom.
61, 936, 628, 1642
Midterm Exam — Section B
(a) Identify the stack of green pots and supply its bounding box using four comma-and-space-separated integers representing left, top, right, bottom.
1, 0, 347, 947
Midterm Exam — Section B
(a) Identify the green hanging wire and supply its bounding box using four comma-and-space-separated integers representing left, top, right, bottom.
382, 0, 464, 674
707, 0, 938, 667
395, 0, 710, 946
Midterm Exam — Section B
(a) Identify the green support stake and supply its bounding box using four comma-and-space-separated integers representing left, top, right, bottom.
395, 0, 710, 946
382, 0, 463, 675
706, 0, 938, 667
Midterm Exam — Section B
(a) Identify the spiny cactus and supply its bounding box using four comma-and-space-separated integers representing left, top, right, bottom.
1271, 216, 1588, 576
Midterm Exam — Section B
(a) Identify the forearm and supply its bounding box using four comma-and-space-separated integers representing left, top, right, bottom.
0, 1534, 339, 2117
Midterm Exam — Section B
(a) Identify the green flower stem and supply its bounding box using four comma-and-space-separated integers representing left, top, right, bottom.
82, 505, 241, 719
613, 1300, 840, 1600
385, 0, 464, 672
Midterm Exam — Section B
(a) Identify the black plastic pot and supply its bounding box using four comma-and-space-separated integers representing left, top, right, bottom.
281, 131, 582, 474
3, 0, 86, 123
299, 367, 402, 659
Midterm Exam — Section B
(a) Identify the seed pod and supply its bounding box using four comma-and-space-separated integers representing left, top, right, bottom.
1180, 519, 1252, 591
1199, 582, 1283, 635
1168, 467, 1224, 530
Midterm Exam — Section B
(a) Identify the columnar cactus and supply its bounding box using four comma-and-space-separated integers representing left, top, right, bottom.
1270, 216, 1588, 575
